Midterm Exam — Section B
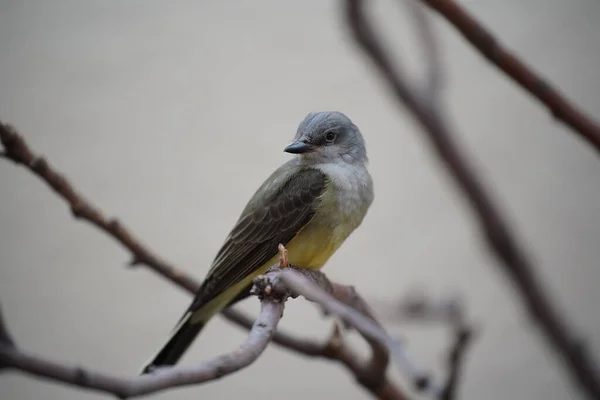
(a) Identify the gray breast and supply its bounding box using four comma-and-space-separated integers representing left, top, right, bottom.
317, 162, 374, 231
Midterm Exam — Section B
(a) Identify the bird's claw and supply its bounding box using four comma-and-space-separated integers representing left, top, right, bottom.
277, 243, 289, 268
251, 273, 289, 302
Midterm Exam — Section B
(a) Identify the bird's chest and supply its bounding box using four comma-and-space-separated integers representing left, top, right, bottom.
321, 171, 372, 240
286, 165, 373, 269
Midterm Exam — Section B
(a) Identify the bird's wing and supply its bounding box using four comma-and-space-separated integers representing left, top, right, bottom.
189, 166, 328, 311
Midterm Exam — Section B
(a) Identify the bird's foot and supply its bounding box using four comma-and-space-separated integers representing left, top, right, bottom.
251, 244, 333, 301
250, 273, 290, 302
277, 243, 289, 268
250, 244, 299, 301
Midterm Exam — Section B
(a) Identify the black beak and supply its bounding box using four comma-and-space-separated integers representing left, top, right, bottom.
283, 141, 317, 154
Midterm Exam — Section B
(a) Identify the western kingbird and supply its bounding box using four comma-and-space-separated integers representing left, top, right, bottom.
141, 111, 373, 373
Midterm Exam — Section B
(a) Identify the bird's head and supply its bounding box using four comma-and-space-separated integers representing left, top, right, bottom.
284, 111, 367, 165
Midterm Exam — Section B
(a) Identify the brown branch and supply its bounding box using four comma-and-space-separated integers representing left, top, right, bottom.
402, 0, 444, 101
394, 295, 475, 400
223, 307, 407, 400
0, 305, 15, 365
272, 268, 440, 395
344, 0, 600, 398
0, 121, 409, 399
395, 294, 463, 324
0, 293, 284, 398
260, 264, 391, 390
420, 0, 600, 154
331, 282, 389, 386
0, 122, 198, 293
440, 326, 473, 400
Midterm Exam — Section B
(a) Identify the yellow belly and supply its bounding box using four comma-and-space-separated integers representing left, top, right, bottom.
192, 220, 343, 323
284, 220, 341, 269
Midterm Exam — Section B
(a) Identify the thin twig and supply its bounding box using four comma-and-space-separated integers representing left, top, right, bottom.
392, 294, 475, 400
0, 295, 284, 398
331, 282, 389, 387
419, 0, 600, 154
0, 122, 198, 293
440, 327, 473, 400
0, 305, 15, 357
344, 1, 600, 398
394, 294, 463, 324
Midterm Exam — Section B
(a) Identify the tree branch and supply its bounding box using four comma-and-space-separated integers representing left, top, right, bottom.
440, 326, 473, 400
260, 265, 393, 391
419, 0, 600, 155
0, 122, 198, 293
225, 305, 408, 400
0, 291, 284, 398
0, 305, 15, 366
394, 294, 475, 400
330, 282, 389, 387
268, 268, 442, 395
344, 0, 600, 398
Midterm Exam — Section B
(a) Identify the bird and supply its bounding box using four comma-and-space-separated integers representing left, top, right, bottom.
141, 111, 374, 373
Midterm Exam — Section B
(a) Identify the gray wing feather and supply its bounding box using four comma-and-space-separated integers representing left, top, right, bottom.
189, 167, 327, 312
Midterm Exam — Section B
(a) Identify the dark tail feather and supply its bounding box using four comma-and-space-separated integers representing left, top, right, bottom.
140, 312, 205, 374
141, 286, 253, 374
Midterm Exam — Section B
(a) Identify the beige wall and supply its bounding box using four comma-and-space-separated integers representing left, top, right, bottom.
1, 1, 600, 399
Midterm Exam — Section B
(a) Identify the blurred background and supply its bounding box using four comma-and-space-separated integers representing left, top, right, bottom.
1, 0, 600, 399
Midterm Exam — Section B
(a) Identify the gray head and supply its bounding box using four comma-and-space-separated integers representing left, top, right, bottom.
284, 111, 367, 164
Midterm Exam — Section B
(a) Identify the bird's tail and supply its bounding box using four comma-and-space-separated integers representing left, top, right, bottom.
140, 283, 254, 374
140, 311, 205, 374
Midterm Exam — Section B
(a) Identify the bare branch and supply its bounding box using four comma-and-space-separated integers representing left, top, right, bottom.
395, 294, 463, 324
267, 268, 441, 395
0, 260, 410, 399
392, 294, 475, 400
259, 264, 392, 390
0, 294, 284, 398
221, 308, 323, 355
402, 0, 444, 102
0, 122, 198, 293
420, 0, 600, 154
330, 282, 389, 387
0, 305, 15, 361
440, 326, 474, 400
223, 307, 408, 400
344, 0, 600, 398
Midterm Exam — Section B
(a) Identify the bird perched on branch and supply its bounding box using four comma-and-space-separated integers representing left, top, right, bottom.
141, 111, 374, 373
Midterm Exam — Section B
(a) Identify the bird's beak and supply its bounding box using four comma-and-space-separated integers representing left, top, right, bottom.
283, 141, 317, 154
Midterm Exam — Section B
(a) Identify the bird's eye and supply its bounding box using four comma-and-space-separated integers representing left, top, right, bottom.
325, 131, 337, 143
